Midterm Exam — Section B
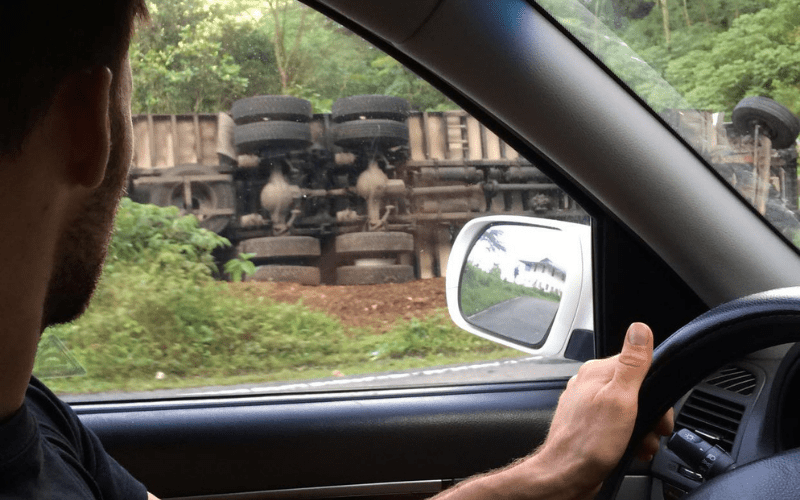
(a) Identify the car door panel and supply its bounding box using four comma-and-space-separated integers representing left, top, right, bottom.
76, 382, 564, 498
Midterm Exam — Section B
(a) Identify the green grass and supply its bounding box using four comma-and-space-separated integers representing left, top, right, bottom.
459, 262, 561, 316
37, 269, 519, 395
34, 200, 521, 396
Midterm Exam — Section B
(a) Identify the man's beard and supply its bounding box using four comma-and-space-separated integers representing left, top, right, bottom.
41, 85, 131, 328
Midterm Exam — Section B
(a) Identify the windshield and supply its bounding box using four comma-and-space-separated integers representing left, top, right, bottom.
537, 0, 800, 243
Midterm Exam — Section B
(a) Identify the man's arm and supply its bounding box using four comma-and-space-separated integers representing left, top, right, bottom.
431, 322, 673, 500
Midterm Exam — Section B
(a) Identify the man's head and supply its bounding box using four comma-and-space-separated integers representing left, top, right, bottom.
0, 1, 148, 327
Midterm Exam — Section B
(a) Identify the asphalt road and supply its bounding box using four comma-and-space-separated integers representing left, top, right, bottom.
63, 356, 583, 403
467, 296, 560, 345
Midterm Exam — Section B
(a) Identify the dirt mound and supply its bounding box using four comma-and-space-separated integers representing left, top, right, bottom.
229, 278, 448, 333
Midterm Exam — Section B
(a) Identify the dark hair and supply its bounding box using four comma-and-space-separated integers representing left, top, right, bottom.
0, 1, 149, 155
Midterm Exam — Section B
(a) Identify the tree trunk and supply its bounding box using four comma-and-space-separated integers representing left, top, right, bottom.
660, 0, 671, 46
681, 0, 692, 26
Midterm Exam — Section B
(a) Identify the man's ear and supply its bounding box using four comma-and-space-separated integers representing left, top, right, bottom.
51, 66, 113, 189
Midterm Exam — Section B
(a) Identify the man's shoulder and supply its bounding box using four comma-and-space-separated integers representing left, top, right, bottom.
26, 376, 84, 444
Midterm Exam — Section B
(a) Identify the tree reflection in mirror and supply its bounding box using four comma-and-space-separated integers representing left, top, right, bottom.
459, 224, 570, 347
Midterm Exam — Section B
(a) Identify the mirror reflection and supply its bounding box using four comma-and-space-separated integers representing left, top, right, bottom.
459, 224, 569, 347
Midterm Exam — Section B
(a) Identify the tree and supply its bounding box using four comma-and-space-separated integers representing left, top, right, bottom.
131, 0, 458, 114
661, 0, 800, 113
131, 0, 250, 113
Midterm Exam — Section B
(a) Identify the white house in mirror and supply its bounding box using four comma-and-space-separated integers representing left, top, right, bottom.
515, 258, 566, 296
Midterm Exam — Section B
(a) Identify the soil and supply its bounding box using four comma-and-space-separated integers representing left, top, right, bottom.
229, 277, 448, 333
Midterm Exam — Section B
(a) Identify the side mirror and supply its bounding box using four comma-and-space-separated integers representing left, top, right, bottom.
446, 216, 593, 359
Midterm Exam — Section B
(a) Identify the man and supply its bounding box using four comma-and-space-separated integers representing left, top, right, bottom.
0, 1, 671, 498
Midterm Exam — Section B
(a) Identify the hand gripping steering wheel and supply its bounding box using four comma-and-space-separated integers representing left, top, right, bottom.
598, 287, 800, 499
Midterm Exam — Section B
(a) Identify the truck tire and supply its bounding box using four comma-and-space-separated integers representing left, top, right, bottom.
234, 121, 313, 155
151, 165, 235, 234
335, 232, 414, 255
239, 236, 321, 260
331, 95, 410, 123
231, 96, 312, 125
247, 265, 321, 286
732, 96, 800, 149
336, 265, 414, 285
333, 119, 409, 149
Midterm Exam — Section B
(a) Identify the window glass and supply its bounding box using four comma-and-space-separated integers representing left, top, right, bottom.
36, 0, 589, 401
537, 0, 800, 245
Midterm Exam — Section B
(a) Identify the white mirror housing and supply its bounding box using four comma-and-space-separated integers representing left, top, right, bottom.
446, 216, 593, 358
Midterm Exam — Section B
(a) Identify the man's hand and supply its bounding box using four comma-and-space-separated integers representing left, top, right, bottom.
532, 322, 673, 498
432, 322, 673, 500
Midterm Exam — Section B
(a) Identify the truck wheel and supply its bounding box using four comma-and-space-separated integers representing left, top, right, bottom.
151, 165, 235, 234
234, 121, 313, 155
333, 119, 409, 149
732, 96, 800, 149
231, 96, 312, 125
238, 236, 321, 261
247, 265, 321, 286
336, 265, 414, 285
335, 231, 414, 255
331, 95, 410, 123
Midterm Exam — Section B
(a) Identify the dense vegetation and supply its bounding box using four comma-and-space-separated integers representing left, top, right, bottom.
130, 0, 456, 114
131, 0, 800, 117
460, 263, 561, 317
35, 200, 516, 394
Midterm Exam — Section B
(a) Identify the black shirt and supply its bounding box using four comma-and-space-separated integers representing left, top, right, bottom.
0, 377, 147, 499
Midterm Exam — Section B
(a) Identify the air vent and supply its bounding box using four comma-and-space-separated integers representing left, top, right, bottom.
675, 390, 744, 452
705, 366, 756, 395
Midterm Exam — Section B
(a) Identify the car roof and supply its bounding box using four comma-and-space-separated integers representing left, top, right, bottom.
307, 0, 800, 306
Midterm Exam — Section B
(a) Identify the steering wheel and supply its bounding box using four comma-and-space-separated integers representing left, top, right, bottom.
597, 286, 800, 499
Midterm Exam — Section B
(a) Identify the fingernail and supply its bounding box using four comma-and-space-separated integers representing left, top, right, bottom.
628, 323, 648, 345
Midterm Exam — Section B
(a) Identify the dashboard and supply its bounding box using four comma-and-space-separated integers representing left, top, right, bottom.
650, 342, 800, 499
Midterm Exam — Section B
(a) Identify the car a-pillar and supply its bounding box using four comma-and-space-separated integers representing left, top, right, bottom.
330, 95, 416, 285
231, 95, 323, 285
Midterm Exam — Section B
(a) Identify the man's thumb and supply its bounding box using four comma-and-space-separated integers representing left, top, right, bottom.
614, 322, 653, 390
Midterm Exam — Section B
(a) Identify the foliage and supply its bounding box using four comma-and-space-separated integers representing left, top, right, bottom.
460, 263, 561, 317
36, 199, 516, 393
371, 311, 507, 359
224, 252, 257, 282
614, 0, 800, 114
661, 0, 800, 113
539, 0, 800, 115
131, 0, 250, 113
107, 197, 230, 278
131, 0, 456, 114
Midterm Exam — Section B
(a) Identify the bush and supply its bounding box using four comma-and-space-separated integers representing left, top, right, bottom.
460, 262, 560, 316
107, 197, 230, 279
38, 199, 517, 393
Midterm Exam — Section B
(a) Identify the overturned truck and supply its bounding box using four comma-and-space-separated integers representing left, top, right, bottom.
128, 95, 584, 285
127, 95, 799, 285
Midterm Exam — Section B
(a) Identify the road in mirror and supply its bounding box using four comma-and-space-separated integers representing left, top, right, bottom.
460, 225, 567, 347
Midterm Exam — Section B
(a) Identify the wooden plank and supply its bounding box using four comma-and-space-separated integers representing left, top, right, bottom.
435, 227, 452, 278
503, 141, 520, 160
483, 125, 502, 160
170, 115, 179, 166
425, 113, 447, 160
754, 134, 772, 215
199, 116, 218, 165
132, 117, 152, 169
193, 114, 203, 164
466, 117, 483, 160
147, 114, 157, 168
416, 234, 436, 279
407, 115, 426, 161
